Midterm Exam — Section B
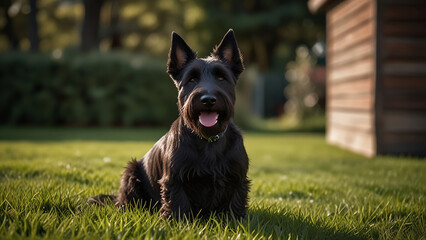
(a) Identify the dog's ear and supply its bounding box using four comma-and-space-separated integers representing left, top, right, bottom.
167, 32, 197, 80
212, 29, 244, 78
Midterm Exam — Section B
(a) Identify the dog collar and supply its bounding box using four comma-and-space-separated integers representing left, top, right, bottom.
200, 127, 228, 143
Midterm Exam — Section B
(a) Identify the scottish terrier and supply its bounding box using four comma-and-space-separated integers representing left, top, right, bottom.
89, 29, 250, 219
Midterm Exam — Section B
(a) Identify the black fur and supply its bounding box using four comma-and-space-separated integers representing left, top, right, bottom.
89, 29, 250, 219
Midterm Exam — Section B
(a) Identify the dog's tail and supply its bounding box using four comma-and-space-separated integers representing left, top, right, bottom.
87, 194, 116, 206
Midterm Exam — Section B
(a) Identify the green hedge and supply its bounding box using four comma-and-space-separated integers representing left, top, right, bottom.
0, 51, 178, 126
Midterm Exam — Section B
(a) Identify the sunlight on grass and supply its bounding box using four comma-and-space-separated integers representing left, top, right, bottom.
0, 128, 425, 239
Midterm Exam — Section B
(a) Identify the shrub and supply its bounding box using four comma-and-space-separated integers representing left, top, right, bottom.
0, 51, 178, 126
284, 46, 324, 123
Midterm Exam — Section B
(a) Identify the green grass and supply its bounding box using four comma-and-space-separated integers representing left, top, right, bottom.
0, 127, 425, 239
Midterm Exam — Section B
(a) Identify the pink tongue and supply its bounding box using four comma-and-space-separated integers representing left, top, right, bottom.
199, 112, 218, 127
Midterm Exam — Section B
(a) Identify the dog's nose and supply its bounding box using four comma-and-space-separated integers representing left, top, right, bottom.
200, 94, 217, 107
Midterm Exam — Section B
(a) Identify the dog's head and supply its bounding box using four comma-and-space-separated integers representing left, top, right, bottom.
167, 29, 244, 139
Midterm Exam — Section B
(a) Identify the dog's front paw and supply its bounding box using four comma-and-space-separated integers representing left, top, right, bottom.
87, 194, 116, 206
159, 206, 172, 219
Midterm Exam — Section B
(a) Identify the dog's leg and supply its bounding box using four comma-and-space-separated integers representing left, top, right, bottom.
159, 180, 192, 219
228, 178, 250, 219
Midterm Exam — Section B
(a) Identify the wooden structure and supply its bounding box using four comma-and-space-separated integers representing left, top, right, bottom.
309, 0, 426, 156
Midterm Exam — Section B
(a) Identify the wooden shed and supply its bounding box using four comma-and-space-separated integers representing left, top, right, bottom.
308, 0, 426, 157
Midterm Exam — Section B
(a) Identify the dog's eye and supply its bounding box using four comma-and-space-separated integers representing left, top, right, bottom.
189, 77, 198, 83
217, 76, 225, 81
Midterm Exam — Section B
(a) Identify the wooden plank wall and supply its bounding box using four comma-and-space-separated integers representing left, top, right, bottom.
326, 0, 376, 156
377, 0, 426, 155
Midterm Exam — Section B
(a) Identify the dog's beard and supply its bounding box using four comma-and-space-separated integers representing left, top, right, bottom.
180, 90, 233, 139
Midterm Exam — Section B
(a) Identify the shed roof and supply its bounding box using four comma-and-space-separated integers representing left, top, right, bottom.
308, 0, 341, 13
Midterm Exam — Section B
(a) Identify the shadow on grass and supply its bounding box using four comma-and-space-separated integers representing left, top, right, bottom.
244, 208, 365, 240
0, 127, 167, 142
79, 198, 365, 239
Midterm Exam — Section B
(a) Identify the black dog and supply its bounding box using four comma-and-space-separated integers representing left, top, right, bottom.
89, 29, 250, 219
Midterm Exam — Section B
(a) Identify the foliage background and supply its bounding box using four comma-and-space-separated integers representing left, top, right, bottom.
0, 52, 176, 126
0, 0, 325, 127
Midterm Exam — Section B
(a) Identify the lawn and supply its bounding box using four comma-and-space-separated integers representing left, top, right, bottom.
0, 127, 425, 239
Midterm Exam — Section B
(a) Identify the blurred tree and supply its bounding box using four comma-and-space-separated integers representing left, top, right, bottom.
191, 0, 324, 71
1, 0, 324, 69
106, 0, 185, 55
81, 0, 105, 51
28, 0, 39, 51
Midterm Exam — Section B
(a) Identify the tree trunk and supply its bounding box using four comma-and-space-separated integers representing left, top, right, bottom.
80, 0, 105, 52
109, 0, 121, 49
28, 0, 39, 52
1, 0, 19, 49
